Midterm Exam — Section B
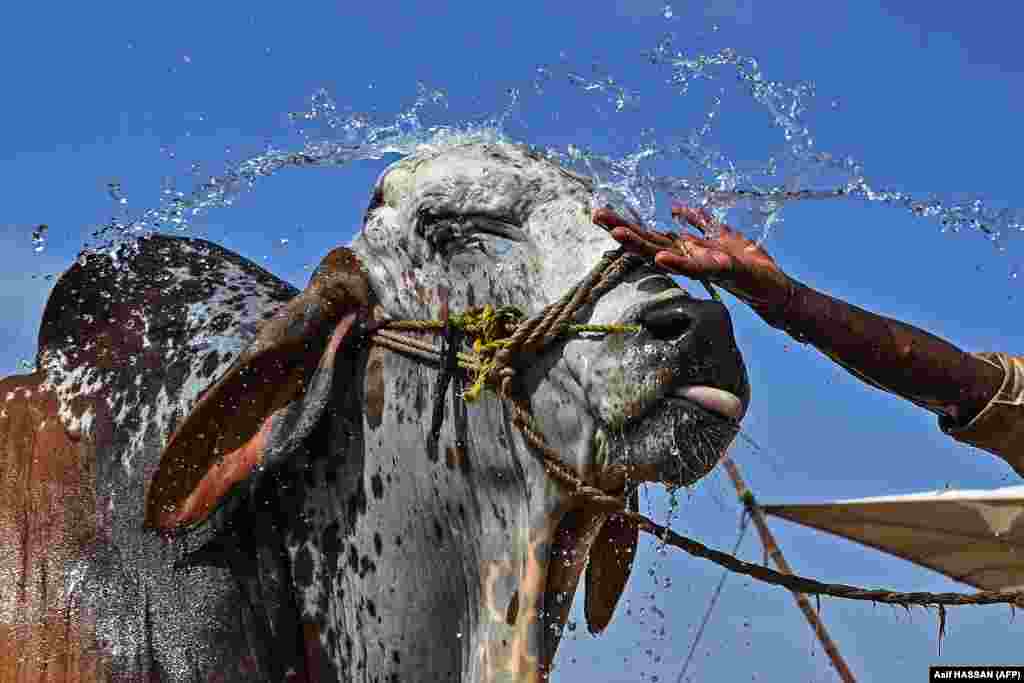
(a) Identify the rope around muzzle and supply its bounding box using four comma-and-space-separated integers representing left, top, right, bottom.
366, 248, 1024, 614
379, 247, 646, 403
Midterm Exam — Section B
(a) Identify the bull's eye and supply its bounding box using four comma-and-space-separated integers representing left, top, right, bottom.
428, 219, 480, 258
418, 210, 523, 259
432, 223, 458, 249
417, 211, 467, 256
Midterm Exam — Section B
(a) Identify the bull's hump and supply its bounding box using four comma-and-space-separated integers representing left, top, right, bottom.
35, 234, 299, 479
12, 234, 311, 678
39, 235, 296, 363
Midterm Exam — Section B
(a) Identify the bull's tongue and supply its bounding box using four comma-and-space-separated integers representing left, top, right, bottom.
672, 385, 745, 421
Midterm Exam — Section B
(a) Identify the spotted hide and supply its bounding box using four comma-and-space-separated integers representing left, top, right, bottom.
1, 140, 749, 682
1, 237, 310, 682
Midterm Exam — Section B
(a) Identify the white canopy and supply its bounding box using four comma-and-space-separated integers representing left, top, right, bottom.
762, 486, 1024, 591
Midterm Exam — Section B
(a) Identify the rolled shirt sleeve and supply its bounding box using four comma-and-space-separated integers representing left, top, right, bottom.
941, 352, 1024, 476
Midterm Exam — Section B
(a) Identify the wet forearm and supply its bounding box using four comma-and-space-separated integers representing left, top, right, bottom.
764, 280, 1005, 423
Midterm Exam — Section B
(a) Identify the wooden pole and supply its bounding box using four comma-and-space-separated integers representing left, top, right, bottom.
720, 455, 857, 683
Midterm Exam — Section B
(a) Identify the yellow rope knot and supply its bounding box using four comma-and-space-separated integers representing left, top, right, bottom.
379, 302, 642, 403
449, 304, 524, 350
446, 305, 520, 402
443, 304, 642, 403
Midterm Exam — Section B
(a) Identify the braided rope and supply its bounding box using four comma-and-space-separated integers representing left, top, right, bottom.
374, 255, 641, 402
523, 251, 618, 351
506, 397, 628, 512
495, 248, 640, 397
373, 328, 481, 371
367, 253, 1024, 613
626, 510, 1024, 610
508, 389, 1024, 610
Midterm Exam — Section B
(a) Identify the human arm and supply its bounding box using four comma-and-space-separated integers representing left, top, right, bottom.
593, 206, 1006, 432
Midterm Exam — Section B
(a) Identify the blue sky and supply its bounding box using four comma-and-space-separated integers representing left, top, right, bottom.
3, 1, 1024, 680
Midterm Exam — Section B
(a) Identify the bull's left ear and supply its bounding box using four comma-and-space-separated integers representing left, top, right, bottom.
584, 488, 639, 634
145, 247, 373, 532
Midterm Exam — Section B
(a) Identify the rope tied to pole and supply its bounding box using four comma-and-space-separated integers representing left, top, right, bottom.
365, 246, 1024, 617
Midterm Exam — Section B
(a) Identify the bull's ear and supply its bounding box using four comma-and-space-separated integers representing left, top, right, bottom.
145, 248, 371, 532
584, 488, 639, 634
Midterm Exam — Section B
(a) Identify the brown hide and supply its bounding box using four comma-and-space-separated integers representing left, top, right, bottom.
1, 235, 358, 683
0, 373, 106, 682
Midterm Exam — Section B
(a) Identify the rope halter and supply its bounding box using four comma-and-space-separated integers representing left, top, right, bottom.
362, 235, 1024, 619
367, 246, 645, 504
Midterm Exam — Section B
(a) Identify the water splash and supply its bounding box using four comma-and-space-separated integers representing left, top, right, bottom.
31, 224, 47, 253
107, 182, 128, 206
557, 35, 1024, 253
80, 84, 514, 256
19, 18, 1015, 683
74, 28, 1024, 273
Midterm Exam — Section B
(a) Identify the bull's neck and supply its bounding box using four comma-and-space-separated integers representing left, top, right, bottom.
287, 344, 571, 682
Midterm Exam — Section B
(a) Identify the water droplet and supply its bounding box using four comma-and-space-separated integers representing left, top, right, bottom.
182, 54, 192, 64
662, 4, 674, 19
127, 40, 136, 49
107, 182, 127, 205
31, 224, 47, 253
264, 47, 273, 57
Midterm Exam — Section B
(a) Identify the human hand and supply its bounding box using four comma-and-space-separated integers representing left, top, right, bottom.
593, 205, 795, 322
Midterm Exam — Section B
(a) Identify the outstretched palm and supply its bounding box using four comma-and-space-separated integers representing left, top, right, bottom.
593, 205, 793, 319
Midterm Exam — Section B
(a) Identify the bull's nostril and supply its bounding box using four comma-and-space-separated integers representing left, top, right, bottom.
641, 307, 693, 341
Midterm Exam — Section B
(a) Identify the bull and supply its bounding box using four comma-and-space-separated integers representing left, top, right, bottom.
0, 140, 748, 682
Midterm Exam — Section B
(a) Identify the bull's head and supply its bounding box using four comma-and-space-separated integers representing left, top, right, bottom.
358, 142, 748, 484
148, 140, 748, 681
